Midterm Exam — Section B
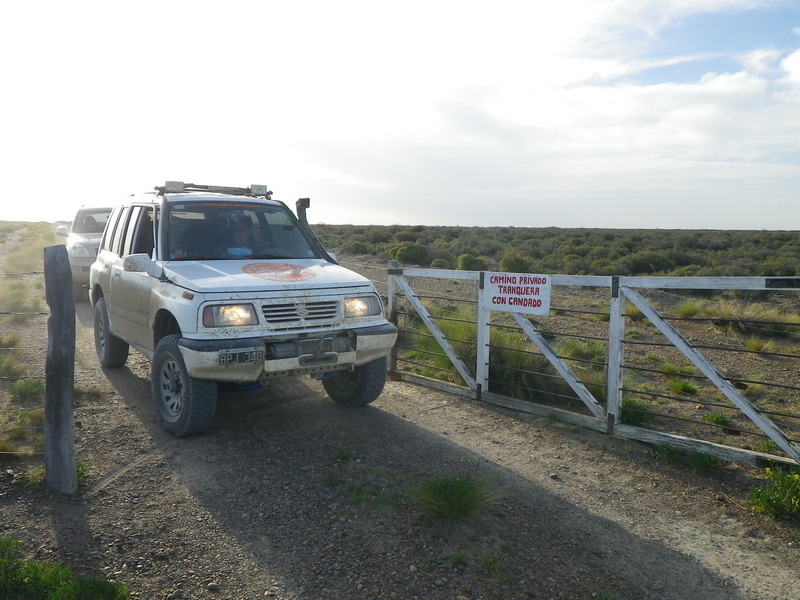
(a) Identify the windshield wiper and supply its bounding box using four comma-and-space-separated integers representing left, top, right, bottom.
249, 253, 288, 259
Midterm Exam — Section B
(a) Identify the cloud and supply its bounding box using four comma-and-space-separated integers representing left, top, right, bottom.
740, 48, 784, 73
1, 1, 798, 229
781, 49, 800, 84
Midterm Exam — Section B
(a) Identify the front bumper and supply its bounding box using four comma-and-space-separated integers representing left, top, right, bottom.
69, 262, 94, 286
178, 323, 398, 382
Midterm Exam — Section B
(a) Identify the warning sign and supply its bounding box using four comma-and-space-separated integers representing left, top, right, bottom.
482, 272, 551, 315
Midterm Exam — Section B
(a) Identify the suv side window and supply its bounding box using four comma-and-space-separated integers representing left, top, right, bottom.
136, 207, 156, 257
100, 206, 122, 252
125, 206, 156, 257
108, 207, 132, 256
122, 207, 142, 256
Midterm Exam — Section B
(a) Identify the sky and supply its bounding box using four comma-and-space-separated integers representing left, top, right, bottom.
1, 0, 799, 230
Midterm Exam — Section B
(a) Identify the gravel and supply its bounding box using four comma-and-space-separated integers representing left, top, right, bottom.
1, 258, 799, 599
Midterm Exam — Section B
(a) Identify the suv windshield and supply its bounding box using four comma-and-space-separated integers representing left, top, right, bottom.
166, 200, 319, 261
72, 208, 112, 234
168, 200, 318, 260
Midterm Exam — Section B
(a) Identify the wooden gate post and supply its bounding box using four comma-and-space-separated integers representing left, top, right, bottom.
43, 245, 77, 494
606, 276, 625, 435
475, 272, 490, 398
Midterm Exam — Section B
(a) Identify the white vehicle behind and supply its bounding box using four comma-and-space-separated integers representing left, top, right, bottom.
89, 182, 397, 436
56, 206, 113, 301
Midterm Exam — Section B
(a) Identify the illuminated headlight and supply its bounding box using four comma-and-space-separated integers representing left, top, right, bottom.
344, 295, 382, 318
69, 243, 93, 258
203, 304, 258, 327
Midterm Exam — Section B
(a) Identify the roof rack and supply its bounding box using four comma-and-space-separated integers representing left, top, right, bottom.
155, 181, 271, 198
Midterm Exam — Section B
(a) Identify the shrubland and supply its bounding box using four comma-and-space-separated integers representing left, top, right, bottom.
314, 224, 800, 275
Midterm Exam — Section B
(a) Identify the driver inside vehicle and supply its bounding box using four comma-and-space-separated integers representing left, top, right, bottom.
227, 211, 254, 252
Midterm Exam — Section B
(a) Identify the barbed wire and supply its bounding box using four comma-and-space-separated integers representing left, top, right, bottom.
0, 347, 45, 351
0, 261, 51, 464
0, 451, 43, 456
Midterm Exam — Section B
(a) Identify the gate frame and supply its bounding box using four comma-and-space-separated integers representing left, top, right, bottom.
388, 263, 800, 467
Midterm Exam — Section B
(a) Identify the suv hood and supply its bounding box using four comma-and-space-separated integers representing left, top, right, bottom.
68, 232, 103, 250
163, 259, 375, 294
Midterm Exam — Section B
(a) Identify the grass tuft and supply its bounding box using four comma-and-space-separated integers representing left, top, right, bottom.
24, 461, 90, 488
619, 398, 651, 427
0, 282, 44, 324
745, 336, 777, 353
411, 474, 500, 522
556, 338, 605, 363
334, 447, 357, 462
689, 453, 719, 474
8, 379, 44, 402
659, 362, 697, 376
0, 535, 128, 599
73, 386, 105, 403
668, 378, 698, 395
653, 444, 681, 464
0, 334, 24, 377
703, 412, 732, 427
754, 439, 780, 454
0, 439, 20, 455
706, 301, 800, 338
748, 467, 800, 520
674, 299, 705, 318
0, 353, 24, 378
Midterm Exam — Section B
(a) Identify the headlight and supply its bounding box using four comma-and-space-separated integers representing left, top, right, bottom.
344, 295, 382, 318
202, 304, 258, 327
69, 243, 93, 258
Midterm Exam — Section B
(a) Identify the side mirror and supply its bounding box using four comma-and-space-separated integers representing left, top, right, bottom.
55, 226, 68, 237
122, 253, 152, 273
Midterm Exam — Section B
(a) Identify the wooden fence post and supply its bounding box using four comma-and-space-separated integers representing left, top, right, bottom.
43, 245, 77, 494
387, 260, 400, 375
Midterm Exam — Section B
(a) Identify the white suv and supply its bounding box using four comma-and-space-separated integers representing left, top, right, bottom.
89, 182, 397, 436
56, 206, 113, 301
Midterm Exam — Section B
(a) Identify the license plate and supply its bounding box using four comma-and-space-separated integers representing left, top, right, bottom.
219, 349, 265, 367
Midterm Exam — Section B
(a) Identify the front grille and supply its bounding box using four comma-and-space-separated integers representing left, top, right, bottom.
262, 300, 339, 327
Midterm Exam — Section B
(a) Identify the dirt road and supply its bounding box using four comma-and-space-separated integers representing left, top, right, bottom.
1, 300, 799, 599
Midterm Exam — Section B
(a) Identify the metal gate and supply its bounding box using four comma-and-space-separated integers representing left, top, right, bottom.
388, 264, 800, 467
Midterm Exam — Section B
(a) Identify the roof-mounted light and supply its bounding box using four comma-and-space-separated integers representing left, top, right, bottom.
164, 181, 185, 193
250, 184, 269, 196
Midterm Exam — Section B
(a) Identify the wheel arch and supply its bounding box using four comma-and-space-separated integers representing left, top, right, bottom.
89, 283, 104, 307
153, 309, 182, 347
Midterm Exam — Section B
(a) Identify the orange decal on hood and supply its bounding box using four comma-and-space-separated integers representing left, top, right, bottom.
242, 263, 317, 281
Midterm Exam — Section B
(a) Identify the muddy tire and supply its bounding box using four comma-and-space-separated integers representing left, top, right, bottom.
94, 297, 129, 368
151, 334, 217, 437
322, 356, 387, 407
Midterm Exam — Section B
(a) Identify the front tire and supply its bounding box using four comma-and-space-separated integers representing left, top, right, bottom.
322, 356, 387, 407
94, 297, 129, 368
151, 335, 217, 437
